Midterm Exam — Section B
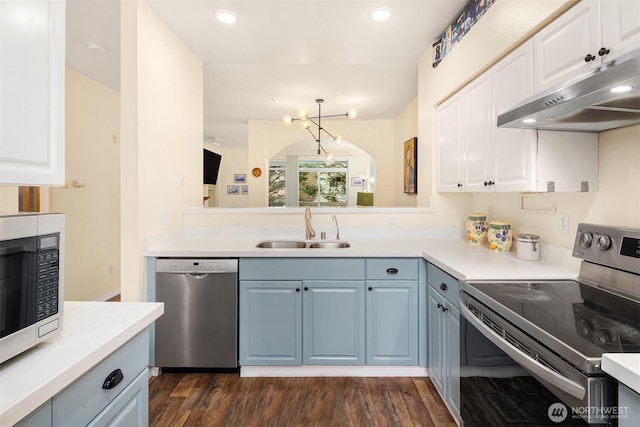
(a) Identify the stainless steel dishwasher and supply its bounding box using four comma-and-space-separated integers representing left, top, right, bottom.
155, 258, 238, 369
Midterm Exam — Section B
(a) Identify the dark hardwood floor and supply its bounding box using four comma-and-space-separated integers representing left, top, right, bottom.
148, 373, 456, 427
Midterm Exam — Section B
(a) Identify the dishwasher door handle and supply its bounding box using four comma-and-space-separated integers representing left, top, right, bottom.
186, 273, 208, 279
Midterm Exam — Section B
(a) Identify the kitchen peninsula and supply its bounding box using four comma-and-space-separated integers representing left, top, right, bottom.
0, 301, 163, 426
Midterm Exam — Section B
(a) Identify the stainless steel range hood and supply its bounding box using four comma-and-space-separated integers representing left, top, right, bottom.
497, 48, 640, 132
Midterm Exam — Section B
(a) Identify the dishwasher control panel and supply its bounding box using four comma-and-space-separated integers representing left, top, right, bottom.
155, 258, 238, 274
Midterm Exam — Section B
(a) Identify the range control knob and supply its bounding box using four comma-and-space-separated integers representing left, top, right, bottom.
593, 234, 611, 251
577, 232, 593, 248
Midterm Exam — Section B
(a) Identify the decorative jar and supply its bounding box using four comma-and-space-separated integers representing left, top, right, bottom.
465, 213, 488, 245
516, 234, 540, 260
488, 221, 513, 252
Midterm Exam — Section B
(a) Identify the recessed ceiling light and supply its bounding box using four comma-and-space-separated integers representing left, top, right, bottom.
215, 10, 237, 24
523, 118, 536, 124
610, 85, 632, 93
371, 7, 392, 22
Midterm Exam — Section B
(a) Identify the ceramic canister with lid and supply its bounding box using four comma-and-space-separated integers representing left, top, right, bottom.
465, 213, 488, 245
516, 234, 540, 260
488, 221, 513, 252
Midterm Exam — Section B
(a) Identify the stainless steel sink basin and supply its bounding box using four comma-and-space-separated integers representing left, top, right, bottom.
307, 241, 351, 249
256, 240, 307, 248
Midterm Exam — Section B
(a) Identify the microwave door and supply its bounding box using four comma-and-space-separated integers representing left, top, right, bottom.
0, 237, 37, 338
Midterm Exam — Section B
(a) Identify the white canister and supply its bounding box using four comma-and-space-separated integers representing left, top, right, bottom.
516, 234, 540, 260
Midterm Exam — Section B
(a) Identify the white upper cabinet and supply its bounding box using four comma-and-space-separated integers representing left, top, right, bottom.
601, 0, 640, 56
436, 40, 598, 193
437, 41, 537, 193
534, 0, 640, 93
436, 93, 463, 192
0, 0, 65, 186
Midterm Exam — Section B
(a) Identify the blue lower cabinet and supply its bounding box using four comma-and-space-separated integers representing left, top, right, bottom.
428, 284, 461, 422
303, 281, 365, 365
239, 281, 303, 365
619, 383, 640, 427
366, 281, 418, 365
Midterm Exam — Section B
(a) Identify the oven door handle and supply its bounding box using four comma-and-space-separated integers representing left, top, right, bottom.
460, 301, 586, 400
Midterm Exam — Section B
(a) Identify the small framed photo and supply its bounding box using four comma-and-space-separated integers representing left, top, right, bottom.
227, 185, 240, 195
241, 185, 249, 195
350, 177, 364, 187
234, 174, 246, 183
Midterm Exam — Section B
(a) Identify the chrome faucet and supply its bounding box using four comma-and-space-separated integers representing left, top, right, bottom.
304, 206, 316, 240
332, 215, 340, 240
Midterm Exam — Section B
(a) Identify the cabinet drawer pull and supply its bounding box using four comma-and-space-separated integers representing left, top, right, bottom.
386, 268, 399, 275
440, 282, 448, 291
296, 287, 300, 292
368, 286, 373, 291
102, 368, 124, 390
304, 286, 309, 291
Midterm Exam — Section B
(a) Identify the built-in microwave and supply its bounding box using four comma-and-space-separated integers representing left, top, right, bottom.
0, 213, 64, 364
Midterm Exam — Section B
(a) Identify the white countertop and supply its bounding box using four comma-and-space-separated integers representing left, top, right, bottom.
602, 354, 640, 394
146, 230, 579, 281
0, 301, 164, 426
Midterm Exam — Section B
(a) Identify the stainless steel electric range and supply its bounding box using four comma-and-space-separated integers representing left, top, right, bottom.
459, 224, 640, 426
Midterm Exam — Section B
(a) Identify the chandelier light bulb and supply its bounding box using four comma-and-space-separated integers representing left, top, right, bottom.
333, 135, 343, 143
301, 120, 311, 130
297, 108, 309, 120
282, 115, 293, 126
325, 152, 334, 164
371, 7, 392, 22
346, 108, 358, 119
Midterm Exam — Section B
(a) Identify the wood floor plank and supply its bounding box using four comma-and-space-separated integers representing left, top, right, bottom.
149, 373, 456, 427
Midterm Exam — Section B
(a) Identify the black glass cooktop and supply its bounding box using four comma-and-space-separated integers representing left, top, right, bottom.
465, 280, 640, 358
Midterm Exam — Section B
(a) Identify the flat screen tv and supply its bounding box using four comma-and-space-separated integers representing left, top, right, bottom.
203, 149, 222, 185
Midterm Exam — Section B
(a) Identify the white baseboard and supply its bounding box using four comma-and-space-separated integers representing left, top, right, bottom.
240, 365, 429, 378
96, 289, 120, 301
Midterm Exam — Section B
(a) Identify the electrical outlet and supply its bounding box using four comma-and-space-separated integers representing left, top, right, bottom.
559, 213, 570, 234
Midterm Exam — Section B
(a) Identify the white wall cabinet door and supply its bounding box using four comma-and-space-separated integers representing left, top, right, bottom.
533, 0, 601, 92
601, 0, 640, 58
436, 94, 463, 192
491, 41, 537, 192
0, 0, 65, 186
461, 72, 492, 192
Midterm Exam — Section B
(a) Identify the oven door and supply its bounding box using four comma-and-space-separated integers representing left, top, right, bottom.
0, 236, 37, 339
459, 290, 615, 426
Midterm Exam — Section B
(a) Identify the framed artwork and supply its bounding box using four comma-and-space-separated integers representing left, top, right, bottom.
227, 185, 240, 195
234, 174, 246, 183
403, 137, 417, 194
350, 177, 364, 187
241, 185, 249, 195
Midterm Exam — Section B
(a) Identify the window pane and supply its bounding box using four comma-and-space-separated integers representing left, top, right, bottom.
318, 172, 347, 207
269, 167, 286, 207
299, 171, 318, 206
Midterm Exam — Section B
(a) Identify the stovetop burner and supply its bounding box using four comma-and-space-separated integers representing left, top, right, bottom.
492, 283, 560, 302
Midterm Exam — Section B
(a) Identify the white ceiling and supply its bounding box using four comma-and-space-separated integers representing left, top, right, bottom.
65, 0, 468, 146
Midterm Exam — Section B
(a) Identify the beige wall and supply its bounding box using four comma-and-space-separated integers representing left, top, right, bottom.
49, 68, 121, 301
394, 98, 419, 207
121, 0, 203, 301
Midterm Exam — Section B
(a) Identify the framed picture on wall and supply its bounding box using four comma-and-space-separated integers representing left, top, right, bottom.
234, 174, 246, 183
227, 185, 240, 195
350, 177, 364, 187
403, 137, 417, 194
241, 185, 249, 195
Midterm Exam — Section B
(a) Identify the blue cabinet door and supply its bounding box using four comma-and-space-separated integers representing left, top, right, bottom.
366, 280, 418, 365
303, 281, 365, 365
87, 369, 149, 427
239, 281, 303, 365
428, 286, 445, 392
445, 304, 461, 420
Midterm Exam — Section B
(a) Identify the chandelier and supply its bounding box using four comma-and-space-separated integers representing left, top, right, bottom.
282, 99, 358, 157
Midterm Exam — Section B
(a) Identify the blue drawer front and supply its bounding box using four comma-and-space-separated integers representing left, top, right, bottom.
239, 258, 365, 280
427, 263, 460, 307
366, 258, 419, 280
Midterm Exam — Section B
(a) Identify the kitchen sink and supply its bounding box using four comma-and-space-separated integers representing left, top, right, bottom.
255, 240, 350, 249
307, 241, 351, 249
255, 240, 307, 248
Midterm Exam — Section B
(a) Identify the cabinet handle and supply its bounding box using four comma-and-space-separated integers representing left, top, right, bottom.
296, 287, 300, 292
584, 53, 596, 62
386, 268, 398, 275
304, 286, 309, 291
457, 183, 463, 188
442, 306, 449, 312
440, 282, 448, 291
102, 368, 124, 390
368, 286, 373, 291
598, 47, 610, 57
437, 303, 442, 309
